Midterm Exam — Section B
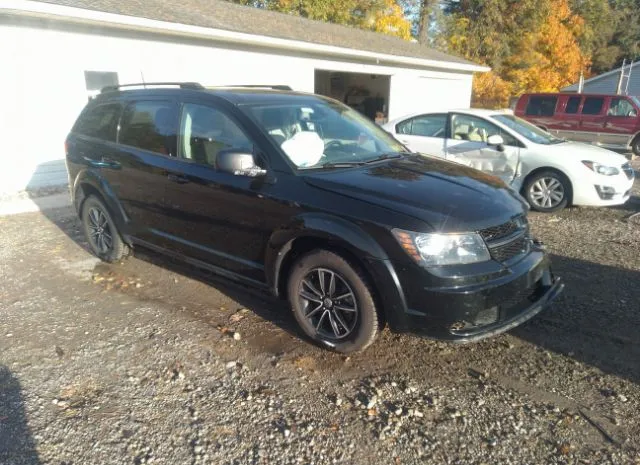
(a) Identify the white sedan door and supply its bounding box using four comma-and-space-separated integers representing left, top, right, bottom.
390, 113, 448, 158
445, 113, 521, 185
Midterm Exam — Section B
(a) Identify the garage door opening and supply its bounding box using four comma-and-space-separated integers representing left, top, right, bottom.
315, 70, 390, 124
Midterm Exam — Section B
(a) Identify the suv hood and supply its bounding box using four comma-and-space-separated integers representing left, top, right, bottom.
303, 155, 527, 232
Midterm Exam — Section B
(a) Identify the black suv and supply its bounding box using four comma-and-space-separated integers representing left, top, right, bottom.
65, 82, 563, 353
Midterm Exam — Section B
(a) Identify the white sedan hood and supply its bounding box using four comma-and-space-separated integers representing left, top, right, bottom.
542, 141, 629, 166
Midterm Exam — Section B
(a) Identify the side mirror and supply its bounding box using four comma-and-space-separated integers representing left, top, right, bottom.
487, 134, 504, 146
487, 134, 506, 153
216, 150, 266, 177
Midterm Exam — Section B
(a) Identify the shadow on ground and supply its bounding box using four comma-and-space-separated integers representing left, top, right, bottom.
513, 254, 640, 385
0, 366, 40, 465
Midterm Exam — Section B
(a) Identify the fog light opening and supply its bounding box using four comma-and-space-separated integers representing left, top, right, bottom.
595, 185, 616, 200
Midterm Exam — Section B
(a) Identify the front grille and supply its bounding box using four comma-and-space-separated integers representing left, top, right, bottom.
479, 216, 526, 242
622, 162, 635, 180
490, 237, 529, 263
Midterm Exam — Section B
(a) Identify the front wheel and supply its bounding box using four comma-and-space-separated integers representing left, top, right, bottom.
524, 170, 570, 213
287, 250, 379, 353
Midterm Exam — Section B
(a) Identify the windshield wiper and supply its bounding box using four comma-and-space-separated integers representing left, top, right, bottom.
309, 161, 365, 170
363, 152, 407, 164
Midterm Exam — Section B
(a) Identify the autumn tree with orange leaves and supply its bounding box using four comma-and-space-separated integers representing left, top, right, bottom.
445, 0, 590, 108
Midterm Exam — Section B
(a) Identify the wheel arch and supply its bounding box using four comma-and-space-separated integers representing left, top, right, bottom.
520, 166, 574, 205
266, 214, 406, 329
72, 170, 131, 243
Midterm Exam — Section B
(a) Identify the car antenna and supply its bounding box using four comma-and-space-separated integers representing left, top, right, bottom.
140, 70, 146, 89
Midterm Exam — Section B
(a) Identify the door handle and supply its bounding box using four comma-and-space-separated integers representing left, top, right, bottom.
167, 174, 189, 184
83, 156, 121, 169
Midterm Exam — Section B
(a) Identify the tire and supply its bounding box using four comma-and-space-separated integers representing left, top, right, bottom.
523, 170, 570, 213
632, 135, 640, 157
81, 195, 129, 262
287, 250, 379, 353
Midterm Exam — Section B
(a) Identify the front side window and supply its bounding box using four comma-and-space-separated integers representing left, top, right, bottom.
525, 96, 558, 116
243, 98, 406, 169
120, 101, 178, 155
74, 103, 121, 141
581, 97, 604, 115
450, 114, 520, 147
397, 114, 447, 138
179, 104, 253, 167
608, 98, 637, 117
565, 96, 581, 114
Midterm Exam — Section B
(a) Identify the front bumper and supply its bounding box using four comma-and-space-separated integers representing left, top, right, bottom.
572, 170, 635, 207
368, 246, 564, 342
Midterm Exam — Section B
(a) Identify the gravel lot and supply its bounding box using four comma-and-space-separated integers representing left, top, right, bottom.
1, 179, 639, 465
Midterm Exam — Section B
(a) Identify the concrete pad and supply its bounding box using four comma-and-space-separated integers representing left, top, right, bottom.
0, 193, 71, 216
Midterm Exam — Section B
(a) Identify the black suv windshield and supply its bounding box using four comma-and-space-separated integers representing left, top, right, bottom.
243, 98, 407, 169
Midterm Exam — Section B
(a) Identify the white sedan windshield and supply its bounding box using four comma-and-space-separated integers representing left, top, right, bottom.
244, 99, 407, 169
492, 114, 565, 145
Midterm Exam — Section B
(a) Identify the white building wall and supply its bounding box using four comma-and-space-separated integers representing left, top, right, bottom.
0, 18, 474, 193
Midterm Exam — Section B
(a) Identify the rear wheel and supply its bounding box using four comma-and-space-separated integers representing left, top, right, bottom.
524, 170, 570, 213
287, 250, 379, 353
632, 135, 640, 157
81, 196, 129, 262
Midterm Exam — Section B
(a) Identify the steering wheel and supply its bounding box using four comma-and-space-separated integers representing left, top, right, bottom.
324, 140, 345, 151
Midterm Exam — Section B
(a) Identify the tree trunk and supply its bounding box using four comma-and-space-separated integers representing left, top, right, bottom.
417, 0, 434, 44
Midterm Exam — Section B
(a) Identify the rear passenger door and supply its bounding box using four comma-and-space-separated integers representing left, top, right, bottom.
556, 95, 582, 138
393, 114, 447, 157
112, 99, 182, 242
578, 96, 606, 143
524, 95, 558, 130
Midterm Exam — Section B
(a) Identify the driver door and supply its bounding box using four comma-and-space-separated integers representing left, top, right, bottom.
444, 113, 521, 185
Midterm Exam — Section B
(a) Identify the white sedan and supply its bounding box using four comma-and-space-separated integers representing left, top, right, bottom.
383, 109, 635, 212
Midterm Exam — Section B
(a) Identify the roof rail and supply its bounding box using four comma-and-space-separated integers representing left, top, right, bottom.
101, 82, 204, 93
212, 84, 293, 91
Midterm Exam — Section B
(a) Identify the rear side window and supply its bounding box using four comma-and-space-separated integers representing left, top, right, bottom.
397, 114, 447, 138
74, 103, 121, 141
565, 96, 581, 114
581, 97, 604, 115
525, 96, 557, 116
120, 101, 178, 155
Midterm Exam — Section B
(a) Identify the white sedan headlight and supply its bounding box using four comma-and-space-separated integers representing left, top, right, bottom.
582, 161, 620, 176
392, 229, 491, 266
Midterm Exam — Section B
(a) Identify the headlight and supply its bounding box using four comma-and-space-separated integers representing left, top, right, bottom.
392, 229, 491, 266
582, 161, 620, 176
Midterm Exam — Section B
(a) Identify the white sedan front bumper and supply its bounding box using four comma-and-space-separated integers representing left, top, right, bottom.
572, 166, 635, 206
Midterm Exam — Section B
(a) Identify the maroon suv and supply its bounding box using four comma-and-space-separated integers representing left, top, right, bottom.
514, 93, 640, 156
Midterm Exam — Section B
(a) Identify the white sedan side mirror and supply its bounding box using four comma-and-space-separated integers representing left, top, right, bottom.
487, 134, 504, 146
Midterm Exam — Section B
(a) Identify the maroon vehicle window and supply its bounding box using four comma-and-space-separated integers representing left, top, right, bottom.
525, 96, 558, 116
565, 96, 581, 114
581, 97, 604, 115
608, 98, 637, 117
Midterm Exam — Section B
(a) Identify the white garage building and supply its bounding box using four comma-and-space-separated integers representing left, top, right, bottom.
0, 0, 487, 193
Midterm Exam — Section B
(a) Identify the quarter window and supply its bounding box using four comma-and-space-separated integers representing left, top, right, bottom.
180, 104, 253, 167
450, 114, 520, 147
397, 114, 447, 138
525, 96, 558, 116
120, 101, 178, 155
581, 97, 604, 115
565, 96, 581, 114
74, 103, 121, 141
608, 98, 637, 117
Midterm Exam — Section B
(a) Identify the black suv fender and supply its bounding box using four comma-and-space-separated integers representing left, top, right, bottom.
266, 213, 408, 329
71, 168, 130, 241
